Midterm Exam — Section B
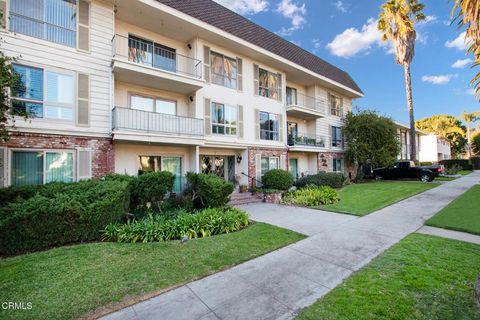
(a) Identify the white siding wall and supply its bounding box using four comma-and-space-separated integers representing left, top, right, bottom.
3, 0, 114, 137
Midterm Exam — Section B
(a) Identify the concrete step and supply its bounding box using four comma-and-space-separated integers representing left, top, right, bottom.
229, 193, 264, 205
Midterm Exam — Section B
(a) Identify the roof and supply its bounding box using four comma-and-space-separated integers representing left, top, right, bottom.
156, 0, 363, 95
394, 121, 426, 135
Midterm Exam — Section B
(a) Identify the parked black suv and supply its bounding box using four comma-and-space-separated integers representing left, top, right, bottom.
372, 161, 442, 182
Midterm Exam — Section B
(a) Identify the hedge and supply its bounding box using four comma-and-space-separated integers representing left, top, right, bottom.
439, 159, 473, 171
471, 157, 480, 170
262, 169, 294, 191
0, 179, 130, 255
296, 172, 346, 189
186, 173, 234, 208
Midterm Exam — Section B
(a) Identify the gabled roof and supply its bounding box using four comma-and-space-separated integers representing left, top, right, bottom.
156, 0, 363, 95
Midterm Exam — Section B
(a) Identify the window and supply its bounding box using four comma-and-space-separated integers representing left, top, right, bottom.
138, 156, 182, 192
332, 126, 343, 148
260, 111, 279, 141
261, 157, 279, 177
211, 102, 237, 135
11, 150, 74, 186
128, 35, 176, 72
210, 51, 237, 89
329, 94, 343, 117
286, 87, 297, 105
130, 95, 176, 115
258, 68, 280, 100
333, 158, 343, 172
12, 64, 75, 120
10, 0, 77, 47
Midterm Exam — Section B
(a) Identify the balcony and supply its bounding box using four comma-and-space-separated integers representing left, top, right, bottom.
112, 107, 204, 144
286, 92, 326, 119
288, 133, 326, 150
111, 34, 204, 94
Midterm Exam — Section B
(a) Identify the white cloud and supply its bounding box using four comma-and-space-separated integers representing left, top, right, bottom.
326, 18, 383, 58
312, 38, 321, 53
421, 74, 456, 85
290, 39, 302, 46
445, 31, 468, 50
276, 0, 306, 35
334, 1, 347, 13
419, 15, 437, 25
416, 31, 428, 45
466, 88, 476, 95
451, 58, 472, 68
214, 0, 269, 15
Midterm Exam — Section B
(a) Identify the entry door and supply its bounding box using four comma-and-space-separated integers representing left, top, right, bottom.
162, 157, 182, 193
287, 122, 298, 146
201, 155, 235, 182
289, 159, 298, 179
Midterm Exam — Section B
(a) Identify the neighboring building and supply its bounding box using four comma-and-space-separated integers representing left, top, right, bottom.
395, 122, 423, 161
0, 0, 362, 189
419, 135, 452, 163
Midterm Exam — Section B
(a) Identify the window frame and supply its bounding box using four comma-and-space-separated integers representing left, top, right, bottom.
11, 63, 76, 121
261, 156, 279, 177
9, 148, 76, 186
286, 86, 297, 105
210, 50, 238, 89
258, 67, 280, 100
128, 92, 177, 115
211, 102, 237, 136
9, 0, 78, 48
259, 111, 279, 141
333, 158, 343, 173
329, 93, 343, 117
331, 126, 343, 148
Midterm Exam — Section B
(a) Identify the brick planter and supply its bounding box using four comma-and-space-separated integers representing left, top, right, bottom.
255, 192, 283, 204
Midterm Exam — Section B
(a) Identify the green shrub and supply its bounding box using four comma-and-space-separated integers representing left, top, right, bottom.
132, 171, 175, 209
470, 157, 480, 170
262, 169, 294, 191
102, 207, 249, 242
186, 173, 234, 208
419, 162, 433, 166
445, 164, 462, 175
283, 186, 339, 206
0, 182, 71, 206
0, 179, 130, 255
296, 172, 346, 189
439, 159, 473, 171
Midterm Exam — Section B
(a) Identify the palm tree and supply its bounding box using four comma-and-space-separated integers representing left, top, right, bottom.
461, 111, 480, 157
378, 0, 425, 162
451, 1, 480, 96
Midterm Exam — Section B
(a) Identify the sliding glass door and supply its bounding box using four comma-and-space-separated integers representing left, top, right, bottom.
162, 157, 182, 193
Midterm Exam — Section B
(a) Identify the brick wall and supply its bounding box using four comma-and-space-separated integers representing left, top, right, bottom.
247, 147, 288, 184
317, 151, 356, 180
0, 132, 114, 178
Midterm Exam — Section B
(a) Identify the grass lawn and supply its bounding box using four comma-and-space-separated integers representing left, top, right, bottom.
458, 170, 473, 176
297, 234, 480, 320
319, 181, 437, 216
0, 223, 304, 320
426, 185, 480, 235
435, 176, 456, 181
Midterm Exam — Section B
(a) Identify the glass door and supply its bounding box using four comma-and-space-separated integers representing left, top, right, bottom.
289, 159, 298, 179
162, 157, 182, 193
287, 122, 298, 146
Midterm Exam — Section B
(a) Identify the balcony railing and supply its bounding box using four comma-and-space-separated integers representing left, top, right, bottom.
288, 133, 326, 147
286, 92, 326, 114
112, 34, 202, 79
112, 107, 204, 137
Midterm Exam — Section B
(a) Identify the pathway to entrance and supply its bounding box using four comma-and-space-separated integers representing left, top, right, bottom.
102, 172, 480, 320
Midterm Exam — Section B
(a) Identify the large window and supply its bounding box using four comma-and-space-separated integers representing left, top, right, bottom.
10, 0, 77, 47
329, 94, 343, 117
138, 156, 182, 192
261, 157, 279, 177
210, 51, 237, 89
11, 150, 74, 186
333, 158, 343, 172
130, 94, 176, 115
211, 102, 237, 135
12, 64, 75, 120
258, 68, 280, 100
128, 35, 177, 73
332, 126, 343, 148
260, 111, 279, 141
286, 87, 297, 105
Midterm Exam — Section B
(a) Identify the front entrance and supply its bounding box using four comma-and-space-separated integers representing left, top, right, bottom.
289, 158, 298, 179
200, 155, 235, 182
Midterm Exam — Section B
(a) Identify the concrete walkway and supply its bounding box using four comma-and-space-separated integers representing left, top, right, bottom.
417, 225, 480, 245
102, 172, 480, 320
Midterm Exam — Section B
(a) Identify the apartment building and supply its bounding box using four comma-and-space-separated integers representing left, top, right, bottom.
395, 122, 423, 161
0, 0, 363, 189
419, 135, 452, 163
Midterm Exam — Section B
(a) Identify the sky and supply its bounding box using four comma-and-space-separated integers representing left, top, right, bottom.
214, 0, 480, 125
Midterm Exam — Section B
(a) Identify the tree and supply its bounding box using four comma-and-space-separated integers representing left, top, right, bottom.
344, 110, 400, 178
451, 0, 480, 96
415, 115, 467, 157
378, 0, 425, 162
461, 111, 480, 157
472, 133, 480, 155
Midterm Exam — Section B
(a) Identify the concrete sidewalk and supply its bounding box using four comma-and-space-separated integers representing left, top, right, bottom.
102, 172, 480, 320
417, 225, 480, 245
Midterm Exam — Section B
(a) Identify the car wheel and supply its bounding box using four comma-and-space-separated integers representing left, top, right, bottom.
375, 175, 383, 181
420, 174, 431, 182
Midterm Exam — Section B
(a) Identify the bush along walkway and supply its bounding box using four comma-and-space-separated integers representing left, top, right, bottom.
102, 172, 480, 320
